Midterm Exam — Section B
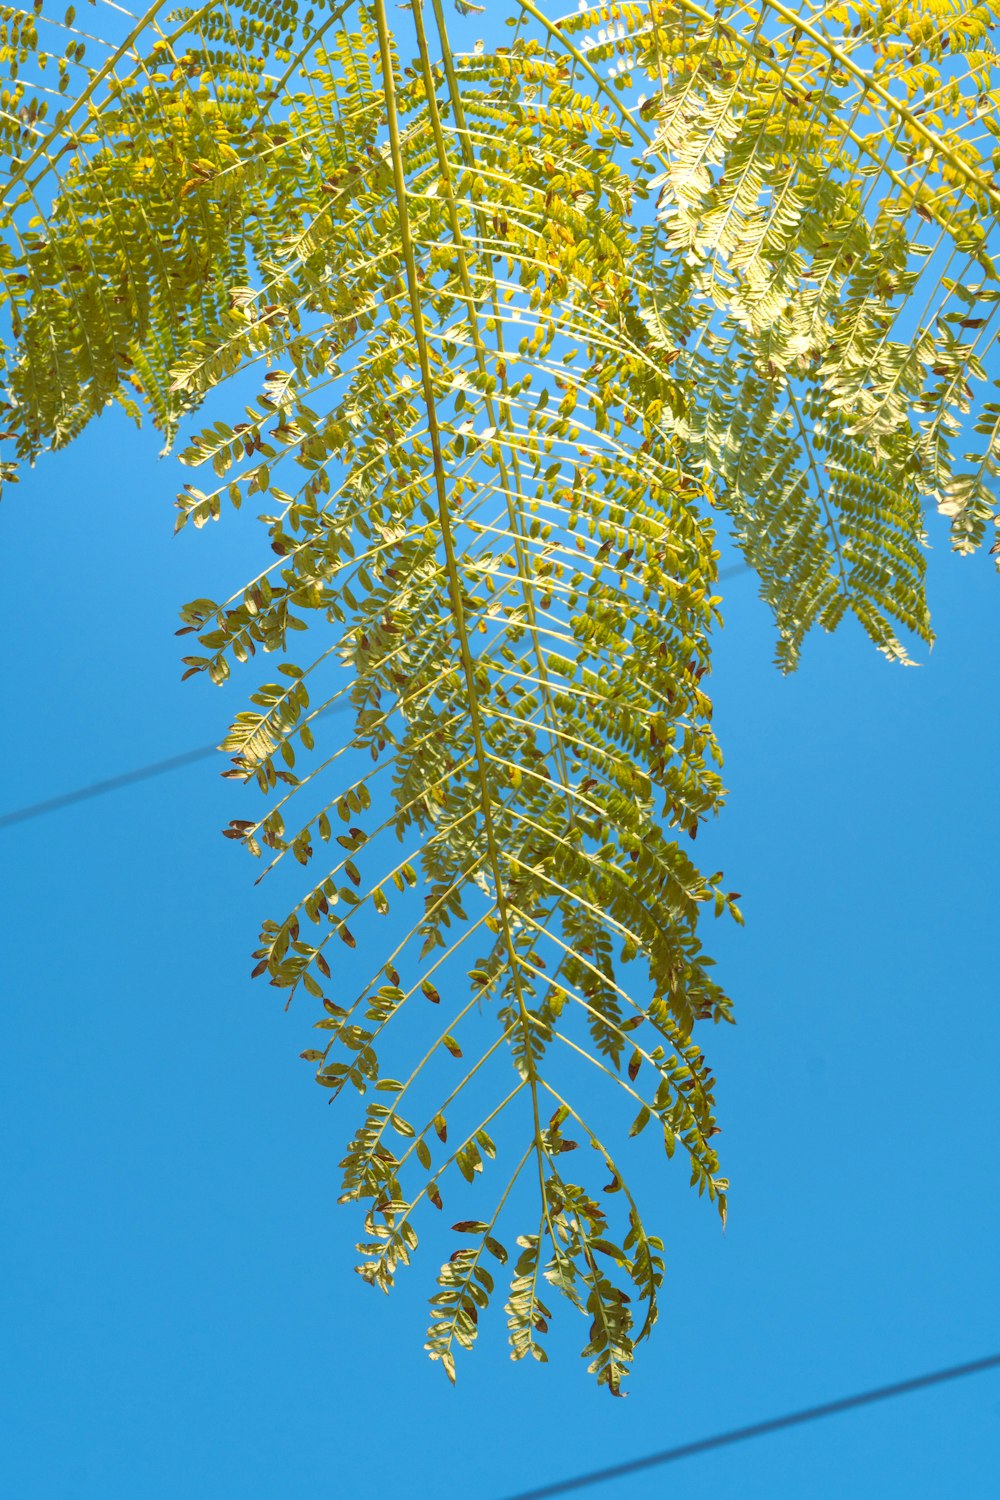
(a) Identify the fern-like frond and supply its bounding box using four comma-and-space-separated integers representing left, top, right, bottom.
3, 0, 998, 1388
605, 0, 1000, 661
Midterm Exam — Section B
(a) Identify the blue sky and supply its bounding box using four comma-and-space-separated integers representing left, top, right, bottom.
3, 2, 1000, 1492
2, 392, 999, 1498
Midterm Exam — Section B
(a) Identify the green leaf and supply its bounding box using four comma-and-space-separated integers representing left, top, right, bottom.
9, 0, 997, 1396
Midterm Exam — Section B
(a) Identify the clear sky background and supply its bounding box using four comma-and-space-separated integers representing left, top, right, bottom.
2, 385, 999, 1499
3, 5, 1000, 1493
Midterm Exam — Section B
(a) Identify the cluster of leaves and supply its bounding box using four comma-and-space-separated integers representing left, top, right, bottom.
1, 0, 997, 1389
561, 0, 1000, 664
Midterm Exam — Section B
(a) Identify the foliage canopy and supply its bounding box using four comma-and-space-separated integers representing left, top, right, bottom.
2, 0, 998, 1390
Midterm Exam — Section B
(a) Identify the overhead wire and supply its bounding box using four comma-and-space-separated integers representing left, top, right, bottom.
0, 566, 754, 831
496, 1352, 1000, 1499
0, 696, 355, 831
0, 741, 224, 829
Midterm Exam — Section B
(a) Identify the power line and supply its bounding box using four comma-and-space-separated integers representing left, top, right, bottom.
0, 701, 353, 831
0, 742, 221, 829
497, 1352, 1000, 1500
0, 564, 754, 832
